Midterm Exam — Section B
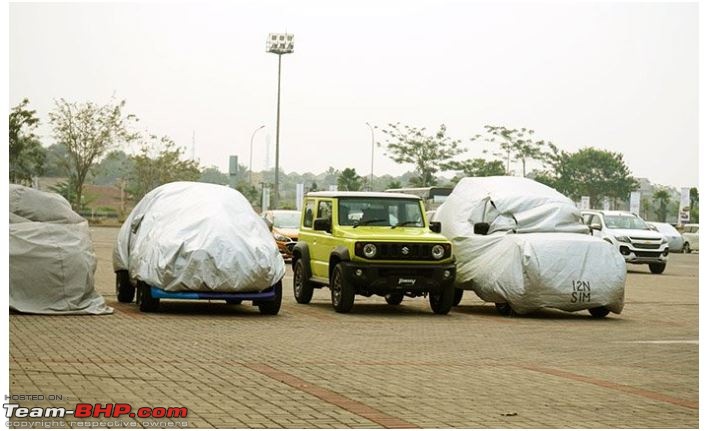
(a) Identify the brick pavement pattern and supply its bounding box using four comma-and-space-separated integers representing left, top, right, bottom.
8, 226, 698, 428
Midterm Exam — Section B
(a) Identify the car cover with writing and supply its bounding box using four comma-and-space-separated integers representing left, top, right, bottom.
113, 182, 285, 292
433, 177, 625, 314
9, 185, 113, 315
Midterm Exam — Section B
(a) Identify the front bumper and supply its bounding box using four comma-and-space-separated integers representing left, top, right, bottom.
339, 261, 456, 295
619, 245, 669, 263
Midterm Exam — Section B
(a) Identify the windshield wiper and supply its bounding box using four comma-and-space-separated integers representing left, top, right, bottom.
353, 218, 386, 228
391, 220, 420, 229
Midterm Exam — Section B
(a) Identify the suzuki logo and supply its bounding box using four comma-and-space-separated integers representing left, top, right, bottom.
401, 246, 409, 255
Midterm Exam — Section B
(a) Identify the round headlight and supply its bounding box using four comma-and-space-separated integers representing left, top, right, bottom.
432, 244, 445, 259
363, 243, 377, 258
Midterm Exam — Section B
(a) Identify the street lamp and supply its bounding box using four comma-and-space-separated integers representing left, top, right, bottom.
266, 32, 295, 209
249, 125, 265, 185
365, 122, 375, 191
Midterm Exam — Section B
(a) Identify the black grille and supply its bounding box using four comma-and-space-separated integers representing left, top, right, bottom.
634, 251, 663, 258
633, 243, 662, 249
377, 243, 432, 260
355, 242, 451, 261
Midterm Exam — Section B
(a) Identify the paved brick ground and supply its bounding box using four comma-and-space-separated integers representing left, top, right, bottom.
8, 226, 698, 428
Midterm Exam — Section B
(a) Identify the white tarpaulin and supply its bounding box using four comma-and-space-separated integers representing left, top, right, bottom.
434, 177, 625, 314
113, 182, 285, 292
9, 185, 113, 315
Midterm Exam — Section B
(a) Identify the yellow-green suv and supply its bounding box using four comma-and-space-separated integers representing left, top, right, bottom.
291, 191, 456, 314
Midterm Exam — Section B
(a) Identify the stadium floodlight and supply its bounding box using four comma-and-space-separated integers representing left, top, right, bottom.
266, 33, 295, 209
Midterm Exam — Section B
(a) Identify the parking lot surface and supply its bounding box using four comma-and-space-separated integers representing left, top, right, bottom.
9, 226, 699, 428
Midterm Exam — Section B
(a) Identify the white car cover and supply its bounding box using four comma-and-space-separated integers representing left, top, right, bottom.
9, 185, 113, 315
434, 177, 625, 314
113, 182, 285, 292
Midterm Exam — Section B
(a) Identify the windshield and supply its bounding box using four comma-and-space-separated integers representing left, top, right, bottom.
273, 211, 301, 229
604, 215, 650, 230
338, 198, 424, 227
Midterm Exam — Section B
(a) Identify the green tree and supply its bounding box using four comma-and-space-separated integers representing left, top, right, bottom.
386, 180, 402, 190
199, 166, 230, 185
309, 181, 318, 192
689, 187, 699, 223
378, 123, 465, 187
473, 125, 548, 176
127, 135, 200, 201
452, 158, 506, 177
236, 181, 260, 206
9, 99, 46, 185
49, 98, 137, 208
538, 146, 638, 208
653, 189, 671, 222
91, 150, 134, 186
337, 168, 365, 191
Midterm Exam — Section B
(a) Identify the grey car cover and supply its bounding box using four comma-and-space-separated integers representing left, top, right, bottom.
434, 176, 626, 314
9, 185, 113, 315
113, 182, 285, 292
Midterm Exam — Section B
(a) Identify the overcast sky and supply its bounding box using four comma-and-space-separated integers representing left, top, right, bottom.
9, 1, 698, 189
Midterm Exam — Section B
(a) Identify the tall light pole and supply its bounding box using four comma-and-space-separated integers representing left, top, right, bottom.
249, 125, 265, 186
365, 122, 375, 191
266, 32, 294, 209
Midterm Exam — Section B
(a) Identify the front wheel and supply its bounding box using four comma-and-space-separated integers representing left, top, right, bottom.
429, 284, 455, 315
452, 288, 464, 307
258, 281, 282, 315
331, 264, 355, 313
683, 242, 691, 254
649, 262, 666, 274
293, 259, 314, 304
588, 306, 610, 318
385, 293, 404, 305
137, 281, 160, 312
116, 270, 135, 303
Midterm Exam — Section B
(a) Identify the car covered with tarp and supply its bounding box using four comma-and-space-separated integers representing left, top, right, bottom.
113, 182, 285, 314
433, 176, 626, 317
9, 185, 113, 315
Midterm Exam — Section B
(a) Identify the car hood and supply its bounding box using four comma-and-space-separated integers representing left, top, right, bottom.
609, 228, 663, 240
274, 227, 299, 238
334, 227, 449, 242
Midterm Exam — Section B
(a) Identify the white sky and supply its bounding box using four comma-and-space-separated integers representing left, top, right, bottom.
9, 1, 699, 188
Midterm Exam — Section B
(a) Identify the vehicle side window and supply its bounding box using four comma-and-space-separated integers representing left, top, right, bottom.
582, 214, 592, 225
592, 215, 602, 226
692, 227, 699, 233
303, 200, 315, 227
317, 200, 332, 220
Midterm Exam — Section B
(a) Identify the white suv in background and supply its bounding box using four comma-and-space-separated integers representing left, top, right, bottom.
582, 210, 669, 274
681, 223, 699, 253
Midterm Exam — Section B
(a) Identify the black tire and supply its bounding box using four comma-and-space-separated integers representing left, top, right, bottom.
495, 302, 513, 316
331, 264, 355, 313
226, 299, 242, 305
588, 306, 610, 318
385, 293, 404, 305
429, 284, 455, 315
258, 281, 282, 315
452, 288, 464, 307
683, 242, 691, 254
115, 270, 135, 303
137, 281, 160, 312
649, 262, 666, 274
293, 259, 314, 304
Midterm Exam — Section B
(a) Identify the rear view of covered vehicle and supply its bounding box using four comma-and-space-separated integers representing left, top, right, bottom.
113, 182, 285, 314
434, 177, 626, 317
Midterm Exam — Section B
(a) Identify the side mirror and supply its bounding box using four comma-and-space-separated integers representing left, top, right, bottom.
429, 221, 442, 233
314, 217, 331, 232
590, 223, 602, 231
264, 219, 274, 231
474, 222, 490, 235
